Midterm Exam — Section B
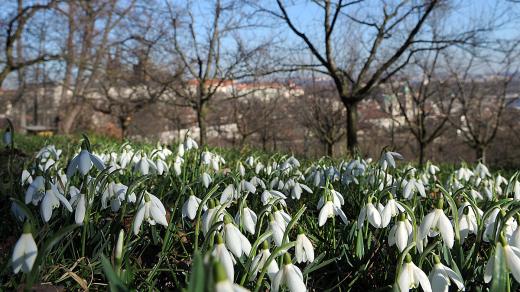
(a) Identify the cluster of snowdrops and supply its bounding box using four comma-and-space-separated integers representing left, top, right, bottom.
4, 131, 520, 291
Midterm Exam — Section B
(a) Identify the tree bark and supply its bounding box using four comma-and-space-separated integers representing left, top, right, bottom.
61, 103, 82, 134
196, 103, 208, 145
418, 141, 425, 167
325, 141, 333, 157
476, 145, 487, 164
346, 101, 359, 154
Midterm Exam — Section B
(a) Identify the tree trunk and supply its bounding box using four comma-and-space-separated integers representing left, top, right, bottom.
197, 103, 208, 145
476, 145, 487, 164
61, 103, 82, 134
325, 141, 333, 157
418, 141, 425, 167
346, 101, 359, 154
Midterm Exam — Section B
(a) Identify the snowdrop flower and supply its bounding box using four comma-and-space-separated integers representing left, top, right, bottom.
513, 181, 520, 200
25, 176, 45, 205
388, 213, 413, 253
182, 195, 204, 220
381, 195, 404, 228
261, 189, 287, 206
202, 200, 224, 236
483, 208, 517, 243
273, 207, 292, 229
67, 148, 105, 177
101, 182, 135, 212
272, 253, 306, 292
418, 199, 454, 252
238, 162, 245, 177
74, 191, 86, 225
235, 206, 257, 235
295, 228, 314, 263
249, 241, 279, 281
428, 164, 440, 176
457, 203, 481, 244
220, 184, 238, 204
201, 172, 212, 188
380, 151, 403, 170
155, 158, 168, 175
269, 214, 286, 247
3, 128, 12, 145
485, 233, 520, 284
12, 223, 37, 274
40, 184, 73, 222
318, 196, 348, 227
245, 156, 255, 167
428, 255, 464, 292
358, 197, 382, 229
211, 234, 235, 281
397, 254, 432, 292
288, 180, 312, 200
456, 167, 473, 182
133, 154, 156, 175
173, 155, 183, 176
177, 143, 185, 157
402, 178, 426, 200
184, 136, 198, 150
317, 189, 344, 210
474, 163, 490, 178
213, 261, 250, 292
133, 192, 168, 235
21, 169, 33, 185
223, 215, 251, 258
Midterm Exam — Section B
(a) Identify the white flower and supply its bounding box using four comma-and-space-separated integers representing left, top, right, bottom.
223, 216, 251, 258
67, 149, 105, 177
173, 155, 183, 175
133, 154, 156, 175
184, 136, 198, 150
74, 192, 86, 225
101, 182, 135, 212
358, 199, 382, 229
272, 253, 307, 292
388, 214, 413, 253
201, 172, 212, 188
213, 261, 249, 292
457, 203, 481, 244
319, 200, 348, 227
25, 176, 45, 205
212, 235, 235, 281
40, 184, 73, 222
269, 214, 286, 247
133, 192, 168, 235
12, 223, 37, 274
380, 151, 403, 169
381, 196, 404, 228
295, 230, 314, 263
485, 234, 520, 284
155, 158, 168, 175
428, 164, 440, 176
21, 169, 33, 185
220, 184, 238, 204
428, 256, 464, 292
402, 178, 426, 200
202, 201, 224, 236
418, 200, 454, 252
182, 195, 203, 220
249, 242, 279, 281
3, 129, 12, 145
235, 207, 257, 235
397, 255, 432, 292
514, 181, 520, 200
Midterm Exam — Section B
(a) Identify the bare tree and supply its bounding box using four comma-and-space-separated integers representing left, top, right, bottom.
447, 46, 518, 163
88, 46, 175, 139
164, 0, 270, 145
389, 50, 455, 166
261, 0, 468, 153
299, 76, 345, 157
0, 0, 58, 88
56, 0, 136, 134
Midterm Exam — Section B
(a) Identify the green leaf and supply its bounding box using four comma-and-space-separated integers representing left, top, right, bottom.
491, 244, 509, 292
101, 254, 129, 292
187, 252, 205, 292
